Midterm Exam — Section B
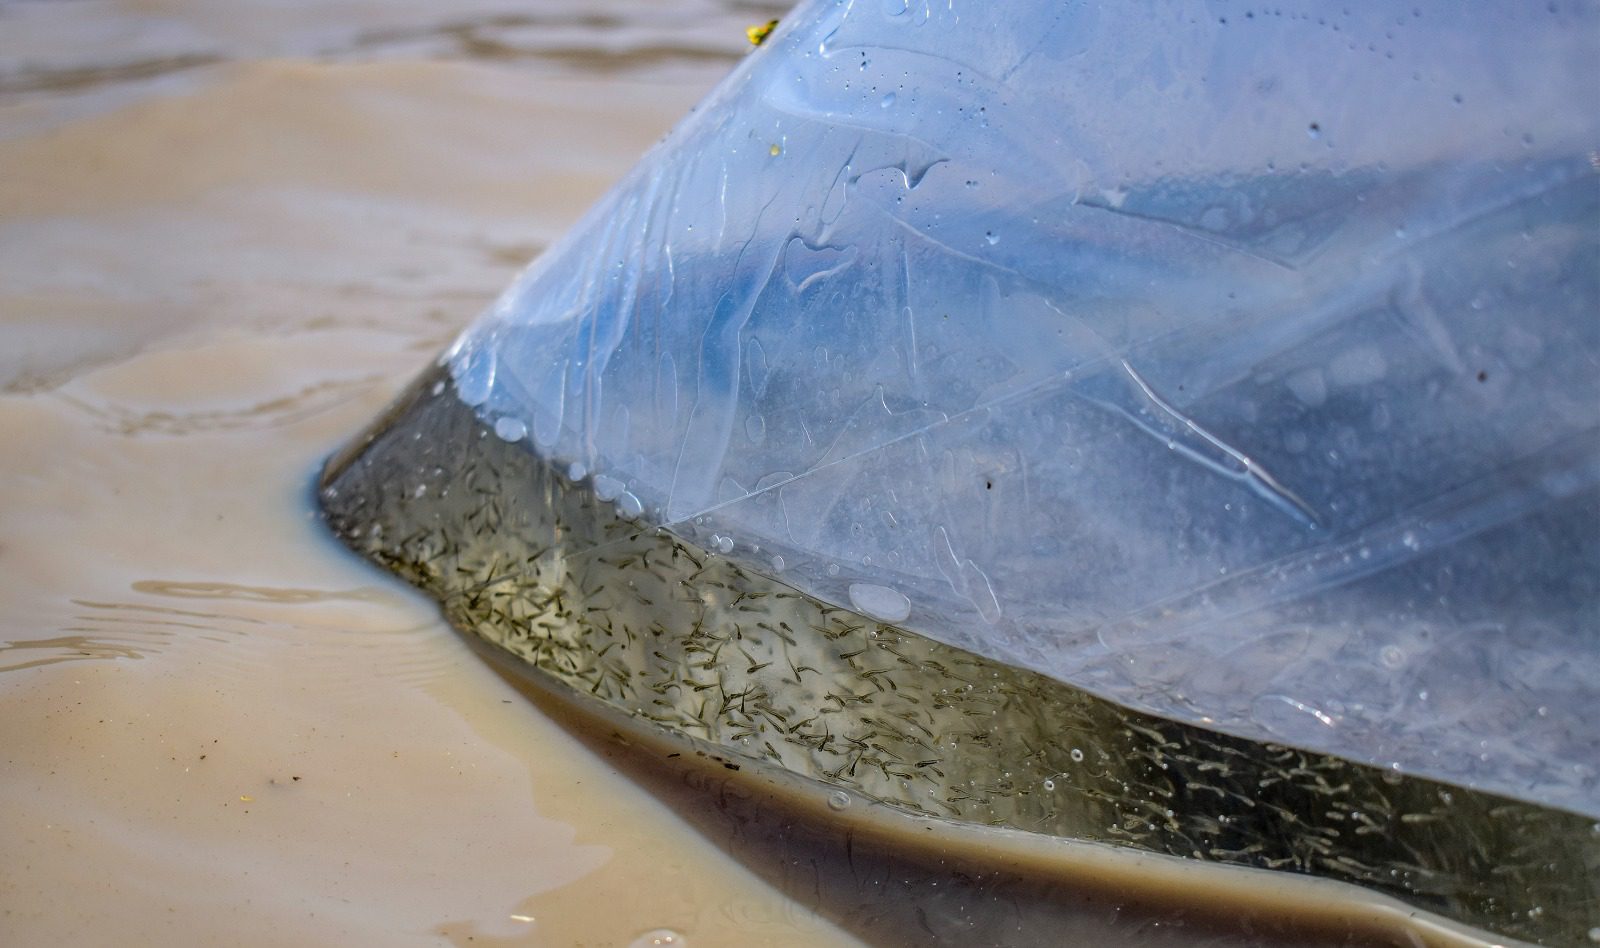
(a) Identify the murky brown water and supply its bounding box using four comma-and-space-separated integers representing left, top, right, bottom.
0, 3, 852, 944
0, 3, 1556, 946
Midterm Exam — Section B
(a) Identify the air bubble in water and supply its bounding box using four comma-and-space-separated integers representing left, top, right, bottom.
716, 535, 735, 554
770, 554, 786, 572
880, 91, 896, 108
616, 491, 643, 519
848, 582, 911, 622
493, 417, 527, 442
568, 461, 588, 481
827, 789, 851, 811
1069, 748, 1085, 763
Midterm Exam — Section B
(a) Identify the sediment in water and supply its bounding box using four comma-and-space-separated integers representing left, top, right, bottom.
319, 364, 1599, 947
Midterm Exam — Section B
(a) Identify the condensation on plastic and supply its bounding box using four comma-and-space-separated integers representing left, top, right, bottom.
446, 1, 1600, 814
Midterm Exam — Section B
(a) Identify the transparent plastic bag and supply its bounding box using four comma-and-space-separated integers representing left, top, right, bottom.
446, 0, 1599, 816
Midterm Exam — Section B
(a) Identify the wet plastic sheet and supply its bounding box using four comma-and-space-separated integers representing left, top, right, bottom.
447, 1, 1600, 814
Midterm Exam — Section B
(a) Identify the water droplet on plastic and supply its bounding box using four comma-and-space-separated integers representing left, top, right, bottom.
848, 583, 911, 622
984, 230, 999, 245
630, 929, 687, 948
826, 563, 840, 577
455, 347, 496, 407
567, 461, 588, 482
1380, 645, 1406, 668
770, 554, 786, 572
430, 380, 445, 396
493, 417, 527, 442
1254, 694, 1337, 740
593, 474, 624, 502
880, 91, 896, 108
827, 789, 851, 811
616, 491, 643, 519
716, 535, 734, 554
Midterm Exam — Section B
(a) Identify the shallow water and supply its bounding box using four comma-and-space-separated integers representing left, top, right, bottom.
0, 3, 853, 944
0, 2, 1580, 945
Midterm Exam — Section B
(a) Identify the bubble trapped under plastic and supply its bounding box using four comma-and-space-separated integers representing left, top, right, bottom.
320, 0, 1600, 943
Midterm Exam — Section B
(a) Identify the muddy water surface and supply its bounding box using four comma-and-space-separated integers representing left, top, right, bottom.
1, 2, 848, 944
